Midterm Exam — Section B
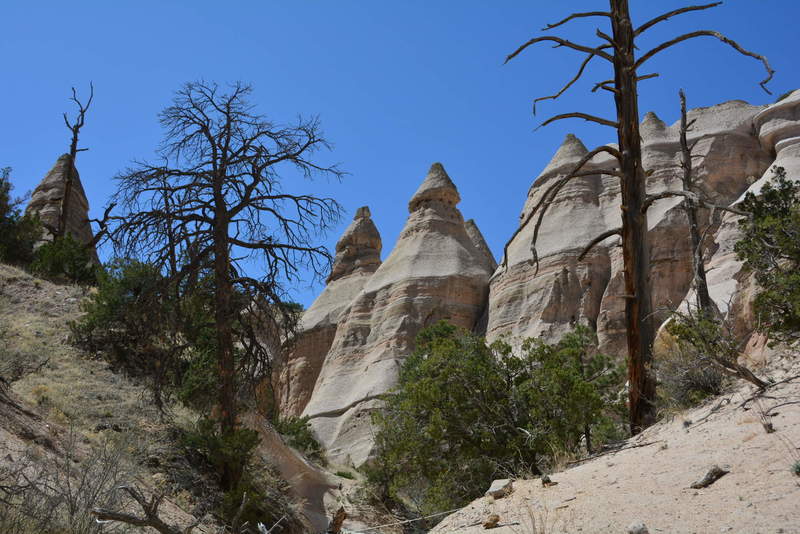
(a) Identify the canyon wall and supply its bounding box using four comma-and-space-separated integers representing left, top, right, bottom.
279, 91, 800, 467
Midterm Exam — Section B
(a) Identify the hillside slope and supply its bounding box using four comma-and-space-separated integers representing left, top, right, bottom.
432, 359, 800, 534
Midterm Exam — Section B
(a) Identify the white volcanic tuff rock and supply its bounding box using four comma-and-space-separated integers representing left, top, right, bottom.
25, 154, 98, 262
488, 99, 773, 353
701, 90, 800, 336
302, 163, 494, 466
275, 207, 382, 417
488, 133, 615, 344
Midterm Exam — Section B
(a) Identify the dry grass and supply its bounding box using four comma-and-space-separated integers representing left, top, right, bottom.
1, 263, 310, 533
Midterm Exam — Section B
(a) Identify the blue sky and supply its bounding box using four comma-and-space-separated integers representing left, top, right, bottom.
3, 1, 800, 306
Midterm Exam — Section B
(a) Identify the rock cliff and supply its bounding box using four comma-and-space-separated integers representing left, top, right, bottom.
25, 154, 98, 262
487, 99, 774, 353
299, 163, 494, 466
278, 92, 800, 467
274, 206, 382, 417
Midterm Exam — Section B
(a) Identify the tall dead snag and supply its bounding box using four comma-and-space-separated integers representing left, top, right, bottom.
60, 83, 94, 239
504, 0, 773, 433
106, 81, 344, 487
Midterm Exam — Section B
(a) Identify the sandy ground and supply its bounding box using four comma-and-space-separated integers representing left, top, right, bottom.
433, 359, 800, 534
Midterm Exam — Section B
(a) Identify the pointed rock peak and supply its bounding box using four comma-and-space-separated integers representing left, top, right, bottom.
465, 218, 497, 271
641, 111, 667, 137
354, 205, 371, 219
327, 205, 382, 283
408, 162, 461, 212
543, 134, 588, 174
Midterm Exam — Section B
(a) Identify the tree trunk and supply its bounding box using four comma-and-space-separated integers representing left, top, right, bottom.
679, 89, 714, 315
610, 0, 657, 434
213, 198, 237, 488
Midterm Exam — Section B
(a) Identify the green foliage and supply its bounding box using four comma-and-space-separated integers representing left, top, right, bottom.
71, 259, 215, 409
367, 322, 624, 517
335, 470, 355, 480
735, 166, 800, 342
183, 418, 261, 490
30, 234, 97, 284
0, 167, 42, 265
273, 415, 325, 465
660, 313, 727, 407
793, 461, 800, 477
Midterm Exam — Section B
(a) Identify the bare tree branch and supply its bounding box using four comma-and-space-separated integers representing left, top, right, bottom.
92, 485, 196, 534
578, 228, 622, 260
498, 145, 621, 272
505, 36, 614, 64
538, 112, 619, 130
533, 48, 608, 114
635, 30, 774, 93
542, 11, 610, 31
635, 2, 722, 36
592, 73, 659, 93
642, 190, 751, 216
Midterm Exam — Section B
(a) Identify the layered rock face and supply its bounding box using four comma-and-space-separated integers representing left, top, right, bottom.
274, 206, 382, 417
299, 163, 494, 466
487, 100, 774, 353
700, 90, 800, 339
25, 154, 98, 262
276, 94, 800, 468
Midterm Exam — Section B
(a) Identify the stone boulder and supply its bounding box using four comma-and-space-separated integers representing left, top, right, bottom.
274, 206, 382, 417
301, 163, 494, 466
25, 154, 98, 262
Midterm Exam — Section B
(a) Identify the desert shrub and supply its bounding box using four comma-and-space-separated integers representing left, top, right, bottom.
183, 418, 261, 490
735, 166, 800, 343
71, 258, 217, 410
658, 318, 725, 408
0, 167, 41, 266
274, 415, 325, 464
0, 432, 129, 534
181, 418, 302, 530
367, 322, 624, 518
793, 461, 800, 477
30, 233, 97, 285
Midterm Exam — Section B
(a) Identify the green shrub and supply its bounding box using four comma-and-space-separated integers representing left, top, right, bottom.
71, 259, 216, 410
30, 233, 97, 284
335, 470, 355, 480
0, 167, 42, 265
735, 166, 800, 343
367, 322, 624, 518
273, 415, 325, 465
792, 461, 800, 477
183, 418, 260, 489
658, 316, 725, 408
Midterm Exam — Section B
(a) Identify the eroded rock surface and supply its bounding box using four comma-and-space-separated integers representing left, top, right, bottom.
25, 154, 98, 262
301, 163, 493, 466
487, 100, 773, 353
275, 206, 382, 417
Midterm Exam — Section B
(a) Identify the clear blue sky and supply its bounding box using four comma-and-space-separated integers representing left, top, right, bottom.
3, 1, 799, 306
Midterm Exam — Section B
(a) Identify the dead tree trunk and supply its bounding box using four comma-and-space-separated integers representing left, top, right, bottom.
610, 0, 657, 433
504, 0, 772, 434
60, 84, 93, 239
678, 89, 715, 315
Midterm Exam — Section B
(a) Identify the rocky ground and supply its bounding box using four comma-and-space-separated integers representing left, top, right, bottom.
432, 357, 800, 534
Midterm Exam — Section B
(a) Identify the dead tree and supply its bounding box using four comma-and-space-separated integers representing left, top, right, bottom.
60, 83, 94, 239
504, 0, 773, 433
106, 81, 343, 488
93, 485, 198, 534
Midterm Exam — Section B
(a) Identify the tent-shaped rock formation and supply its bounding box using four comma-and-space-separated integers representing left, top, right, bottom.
300, 163, 494, 466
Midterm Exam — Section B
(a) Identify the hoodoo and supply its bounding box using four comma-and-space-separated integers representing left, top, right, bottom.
300, 163, 494, 466
274, 206, 382, 417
